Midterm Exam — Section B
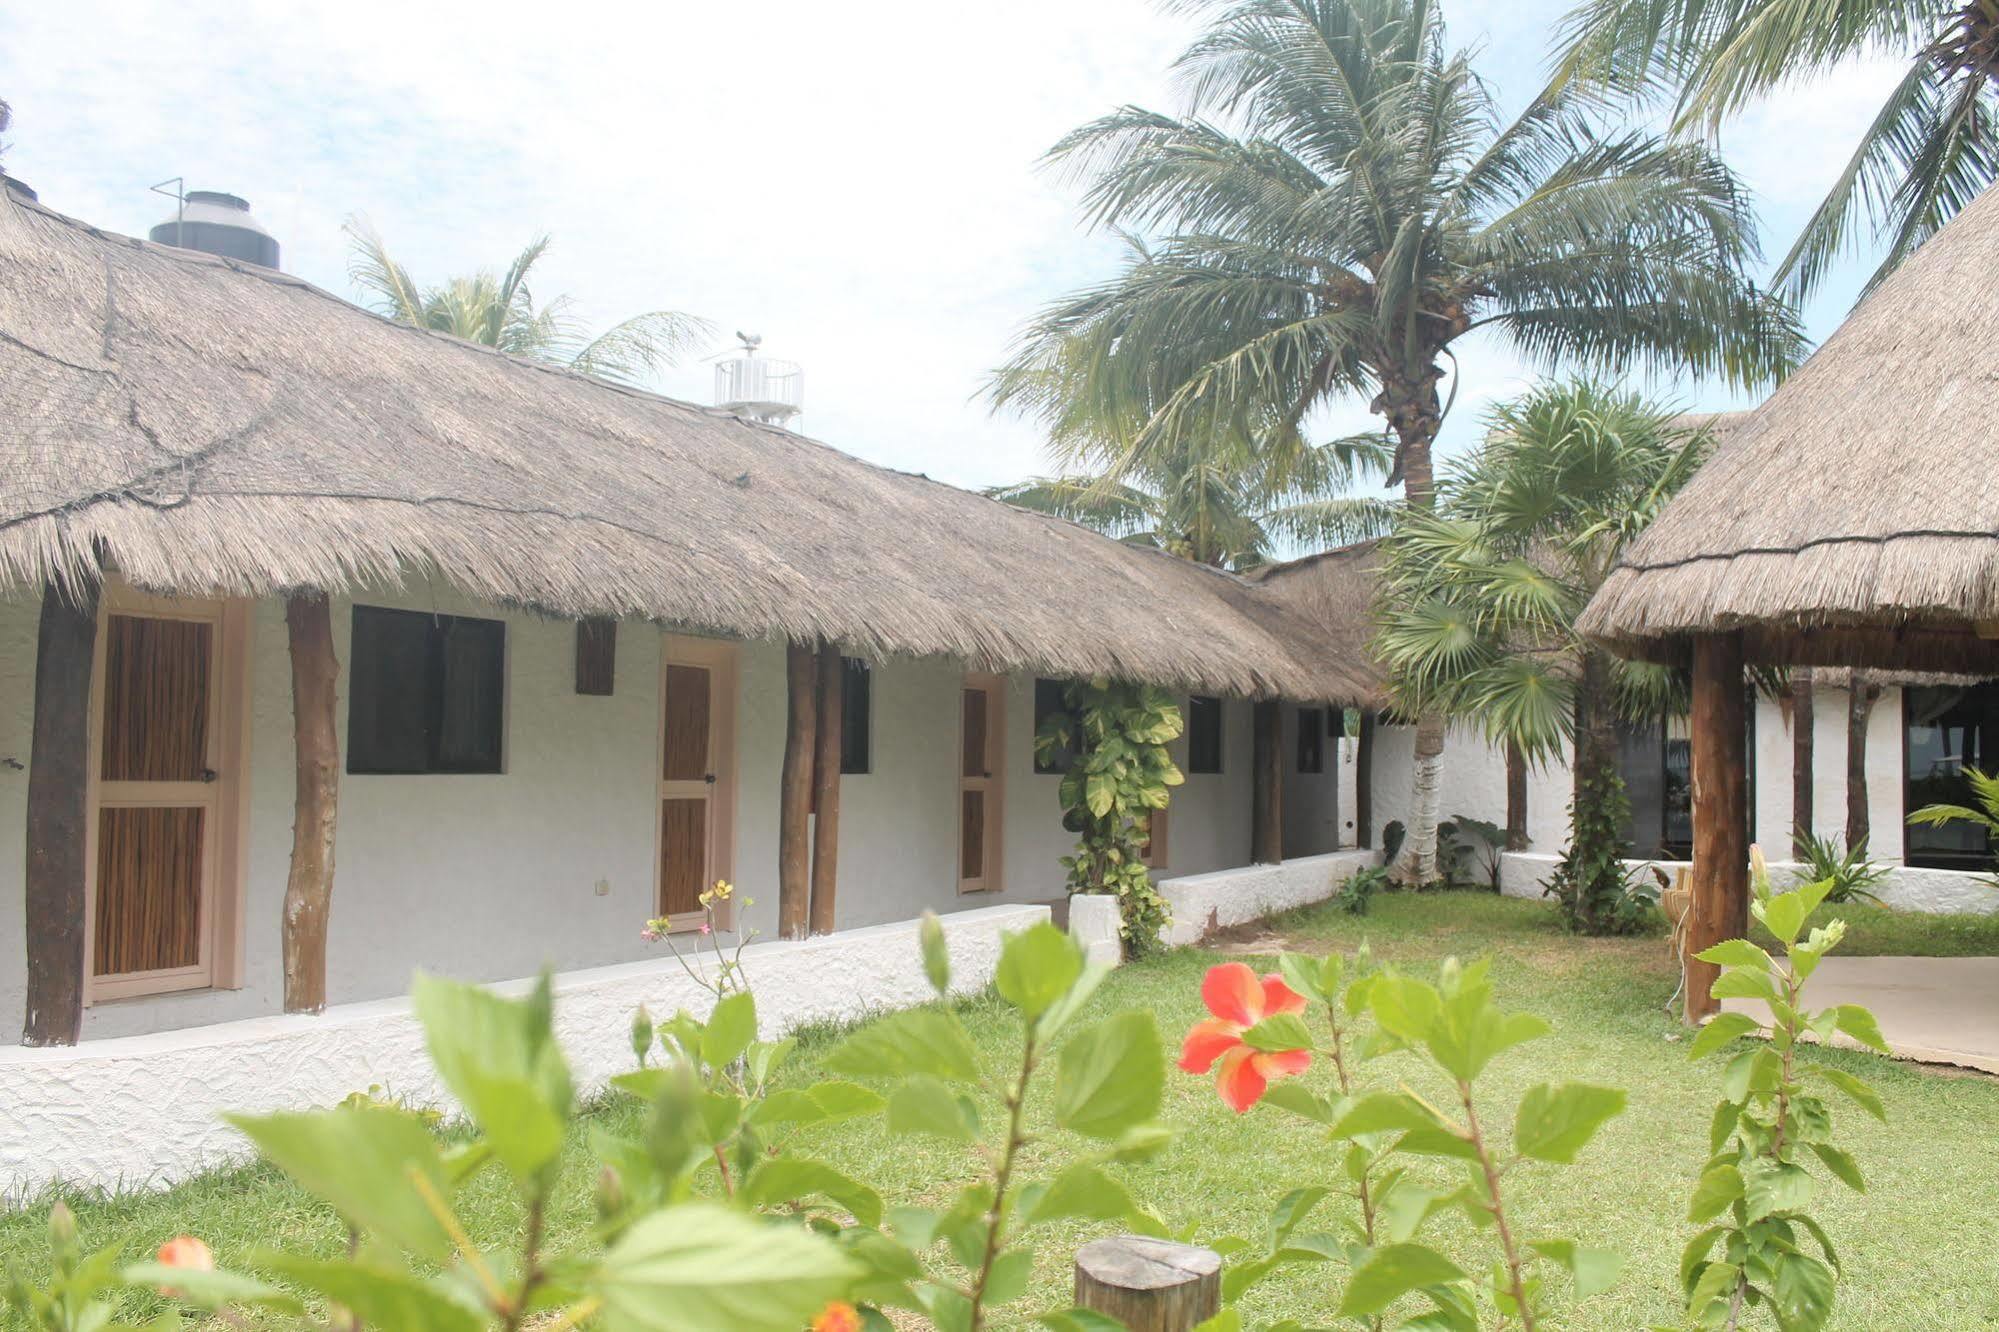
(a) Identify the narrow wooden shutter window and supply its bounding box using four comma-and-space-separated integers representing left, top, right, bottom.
576, 619, 616, 696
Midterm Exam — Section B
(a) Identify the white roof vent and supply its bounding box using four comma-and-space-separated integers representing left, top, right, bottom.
714, 332, 803, 429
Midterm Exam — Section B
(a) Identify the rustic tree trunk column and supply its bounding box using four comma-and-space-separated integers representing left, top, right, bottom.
1791, 671, 1814, 859
1686, 632, 1748, 1023
1076, 1235, 1220, 1332
22, 578, 99, 1047
1251, 700, 1283, 864
778, 640, 816, 941
282, 592, 340, 1015
808, 640, 841, 936
1504, 738, 1529, 852
1354, 710, 1376, 850
1845, 671, 1880, 850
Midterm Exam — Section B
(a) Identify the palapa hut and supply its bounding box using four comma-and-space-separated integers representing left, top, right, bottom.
0, 187, 1375, 1047
1580, 182, 1999, 1016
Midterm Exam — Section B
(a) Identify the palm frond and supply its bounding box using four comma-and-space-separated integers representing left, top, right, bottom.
569, 311, 718, 386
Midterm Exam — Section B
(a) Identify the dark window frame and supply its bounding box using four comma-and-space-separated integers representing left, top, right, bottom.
1297, 707, 1325, 773
1904, 682, 1998, 869
347, 605, 506, 775
1187, 695, 1224, 775
840, 657, 872, 776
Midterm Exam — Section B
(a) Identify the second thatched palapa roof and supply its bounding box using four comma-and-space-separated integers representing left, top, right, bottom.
0, 190, 1375, 702
1581, 183, 1999, 675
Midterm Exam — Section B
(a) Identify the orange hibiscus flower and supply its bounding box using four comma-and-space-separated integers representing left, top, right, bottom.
1178, 961, 1312, 1112
810, 1301, 863, 1332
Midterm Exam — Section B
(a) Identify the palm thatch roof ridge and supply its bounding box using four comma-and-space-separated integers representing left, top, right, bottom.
1246, 540, 1388, 704
0, 190, 1376, 702
1580, 183, 1999, 674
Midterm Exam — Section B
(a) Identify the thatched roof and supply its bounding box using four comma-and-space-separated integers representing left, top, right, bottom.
0, 191, 1376, 702
1245, 541, 1388, 705
1581, 184, 1999, 675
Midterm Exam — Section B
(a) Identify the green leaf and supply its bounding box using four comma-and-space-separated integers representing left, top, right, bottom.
1742, 1160, 1816, 1221
412, 971, 573, 1184
1241, 1011, 1313, 1053
1528, 1239, 1623, 1299
1680, 1226, 1727, 1291
1709, 968, 1781, 1005
1773, 1252, 1836, 1330
1812, 1066, 1887, 1122
1395, 1127, 1481, 1160
1696, 939, 1775, 971
1022, 1163, 1137, 1227
997, 922, 1085, 1018
1513, 1083, 1626, 1164
1257, 1080, 1336, 1125
1329, 1091, 1447, 1138
1687, 1163, 1743, 1224
1277, 952, 1328, 1005
1035, 960, 1112, 1042
1689, 1012, 1762, 1061
226, 1107, 453, 1261
985, 1249, 1034, 1306
596, 1202, 859, 1331
702, 991, 758, 1070
1337, 1243, 1466, 1317
1757, 889, 1809, 946
887, 1076, 980, 1143
1808, 1142, 1865, 1192
825, 1008, 982, 1084
257, 1255, 484, 1332
1054, 1010, 1164, 1139
742, 1156, 883, 1228
920, 911, 952, 995
119, 1264, 303, 1314
1831, 1004, 1892, 1055
1037, 1311, 1129, 1332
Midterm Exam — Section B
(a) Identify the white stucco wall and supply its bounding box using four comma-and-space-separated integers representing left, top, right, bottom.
1158, 850, 1380, 946
0, 902, 1045, 1198
1499, 851, 1996, 916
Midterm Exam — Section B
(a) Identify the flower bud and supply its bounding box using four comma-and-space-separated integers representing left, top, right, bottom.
630, 1005, 655, 1066
919, 911, 951, 995
46, 1201, 76, 1256
594, 1165, 626, 1221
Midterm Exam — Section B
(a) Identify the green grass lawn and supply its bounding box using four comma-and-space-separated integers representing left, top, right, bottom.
8, 892, 1999, 1328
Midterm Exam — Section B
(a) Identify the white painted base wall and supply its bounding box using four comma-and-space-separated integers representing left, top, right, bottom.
0, 903, 1046, 1199
1498, 852, 1998, 916
1158, 850, 1380, 946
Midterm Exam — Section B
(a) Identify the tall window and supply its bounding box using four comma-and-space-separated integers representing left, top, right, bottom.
1187, 695, 1223, 774
1297, 707, 1325, 773
1033, 678, 1077, 775
840, 657, 872, 775
1620, 699, 1754, 859
347, 606, 505, 774
1906, 683, 1999, 867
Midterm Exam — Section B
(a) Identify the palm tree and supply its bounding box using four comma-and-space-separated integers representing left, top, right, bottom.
1374, 380, 1708, 930
344, 220, 714, 387
1553, 0, 1999, 301
987, 430, 1394, 570
991, 0, 1803, 882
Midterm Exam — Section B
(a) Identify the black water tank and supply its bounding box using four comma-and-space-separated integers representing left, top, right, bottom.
149, 190, 279, 269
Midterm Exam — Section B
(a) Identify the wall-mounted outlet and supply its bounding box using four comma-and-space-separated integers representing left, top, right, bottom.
593, 878, 610, 898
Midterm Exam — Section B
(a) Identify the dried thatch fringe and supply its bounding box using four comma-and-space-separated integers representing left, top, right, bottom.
1579, 183, 1999, 672
0, 192, 1377, 703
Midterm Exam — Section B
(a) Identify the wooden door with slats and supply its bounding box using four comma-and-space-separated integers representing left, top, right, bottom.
958, 674, 1006, 893
656, 637, 737, 924
87, 590, 245, 1001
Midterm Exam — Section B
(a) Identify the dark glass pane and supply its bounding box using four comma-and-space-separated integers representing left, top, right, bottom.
1297, 708, 1324, 773
840, 658, 871, 775
961, 790, 986, 880
962, 690, 988, 778
434, 617, 505, 772
1907, 684, 1998, 866
1033, 678, 1076, 775
1188, 696, 1223, 774
1617, 718, 1667, 856
347, 607, 432, 774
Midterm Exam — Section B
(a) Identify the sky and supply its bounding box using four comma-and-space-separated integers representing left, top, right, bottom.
0, 0, 1906, 492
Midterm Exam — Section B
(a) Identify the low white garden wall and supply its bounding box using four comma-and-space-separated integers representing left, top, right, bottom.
1157, 851, 1380, 946
0, 903, 1046, 1201
1499, 852, 1998, 915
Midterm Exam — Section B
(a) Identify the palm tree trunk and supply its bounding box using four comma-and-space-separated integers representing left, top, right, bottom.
1505, 738, 1529, 852
1790, 671, 1813, 859
1384, 370, 1446, 884
1571, 650, 1625, 933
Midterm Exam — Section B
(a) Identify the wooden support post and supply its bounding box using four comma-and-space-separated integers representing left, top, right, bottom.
778, 639, 816, 941
1076, 1236, 1221, 1332
1686, 632, 1748, 1023
1845, 671, 1880, 851
809, 640, 841, 936
1354, 710, 1376, 850
282, 592, 340, 1015
1251, 700, 1283, 865
1791, 671, 1814, 859
22, 578, 99, 1047
1504, 737, 1529, 852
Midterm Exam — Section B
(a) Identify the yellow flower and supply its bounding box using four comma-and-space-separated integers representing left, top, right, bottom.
711, 879, 735, 901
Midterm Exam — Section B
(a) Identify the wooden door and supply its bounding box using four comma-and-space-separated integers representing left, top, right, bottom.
958, 673, 1006, 893
657, 636, 737, 924
86, 588, 248, 1001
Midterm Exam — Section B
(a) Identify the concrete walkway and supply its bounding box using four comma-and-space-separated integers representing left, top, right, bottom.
1722, 955, 1999, 1075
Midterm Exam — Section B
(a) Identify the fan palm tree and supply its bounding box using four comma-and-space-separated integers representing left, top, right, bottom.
1375, 380, 1707, 929
1553, 0, 1999, 301
987, 429, 1395, 570
991, 0, 1804, 882
344, 220, 714, 387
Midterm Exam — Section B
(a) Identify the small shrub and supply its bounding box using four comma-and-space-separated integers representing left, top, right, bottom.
1331, 864, 1388, 914
1380, 818, 1407, 867
1792, 832, 1890, 905
1440, 812, 1506, 891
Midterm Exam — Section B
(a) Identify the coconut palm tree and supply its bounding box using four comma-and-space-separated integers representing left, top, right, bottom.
1375, 381, 1708, 929
344, 220, 714, 387
991, 0, 1803, 882
988, 430, 1395, 570
1553, 0, 1999, 301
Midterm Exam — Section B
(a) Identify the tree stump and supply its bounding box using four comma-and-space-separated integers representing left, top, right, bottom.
1076, 1235, 1221, 1331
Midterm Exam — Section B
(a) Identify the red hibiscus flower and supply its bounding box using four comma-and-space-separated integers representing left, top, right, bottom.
1179, 962, 1312, 1112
